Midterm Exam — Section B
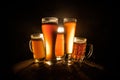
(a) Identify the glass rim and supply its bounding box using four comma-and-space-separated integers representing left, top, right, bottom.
42, 17, 58, 23
63, 17, 77, 22
74, 37, 87, 43
30, 33, 43, 39
42, 16, 58, 19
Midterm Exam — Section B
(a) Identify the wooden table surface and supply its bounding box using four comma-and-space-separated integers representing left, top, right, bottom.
10, 59, 108, 80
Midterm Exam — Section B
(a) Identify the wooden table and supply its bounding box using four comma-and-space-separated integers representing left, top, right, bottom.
11, 59, 106, 80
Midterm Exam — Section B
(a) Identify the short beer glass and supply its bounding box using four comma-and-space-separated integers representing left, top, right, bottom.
29, 33, 45, 63
71, 37, 93, 62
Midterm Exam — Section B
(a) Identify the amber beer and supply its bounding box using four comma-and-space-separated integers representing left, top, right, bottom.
71, 37, 87, 62
42, 17, 58, 62
29, 33, 45, 62
63, 18, 77, 60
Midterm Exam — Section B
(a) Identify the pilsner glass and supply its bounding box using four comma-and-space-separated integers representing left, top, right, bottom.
63, 18, 77, 65
41, 17, 58, 65
55, 27, 65, 61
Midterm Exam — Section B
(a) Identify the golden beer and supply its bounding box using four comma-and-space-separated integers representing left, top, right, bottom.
63, 18, 77, 54
29, 33, 45, 62
55, 27, 64, 60
31, 39, 45, 59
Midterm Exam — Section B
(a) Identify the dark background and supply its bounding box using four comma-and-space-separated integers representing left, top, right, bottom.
4, 0, 114, 79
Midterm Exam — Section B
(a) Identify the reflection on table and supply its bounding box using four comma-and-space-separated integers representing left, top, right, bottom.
12, 59, 105, 80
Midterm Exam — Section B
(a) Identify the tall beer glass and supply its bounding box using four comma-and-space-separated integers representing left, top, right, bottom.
55, 27, 65, 61
42, 17, 58, 65
63, 18, 77, 64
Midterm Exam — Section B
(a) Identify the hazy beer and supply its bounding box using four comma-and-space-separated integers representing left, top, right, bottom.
42, 17, 58, 61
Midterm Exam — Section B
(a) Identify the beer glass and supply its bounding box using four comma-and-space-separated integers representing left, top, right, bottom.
29, 33, 45, 63
41, 17, 58, 65
71, 37, 93, 62
55, 27, 65, 61
63, 18, 77, 64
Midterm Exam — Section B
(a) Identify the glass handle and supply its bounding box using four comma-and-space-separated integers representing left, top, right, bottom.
29, 40, 33, 52
86, 44, 93, 59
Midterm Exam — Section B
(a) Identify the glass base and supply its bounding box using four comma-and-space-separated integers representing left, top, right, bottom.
64, 54, 74, 65
56, 57, 65, 64
34, 59, 40, 63
67, 60, 74, 66
56, 57, 63, 61
44, 59, 57, 66
34, 58, 45, 63
71, 56, 85, 63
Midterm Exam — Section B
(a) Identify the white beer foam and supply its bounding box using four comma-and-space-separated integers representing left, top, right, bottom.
74, 37, 87, 43
31, 33, 44, 40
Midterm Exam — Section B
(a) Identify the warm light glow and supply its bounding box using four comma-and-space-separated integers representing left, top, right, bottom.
68, 60, 72, 66
34, 59, 40, 63
56, 56, 62, 60
46, 41, 51, 59
40, 34, 44, 41
44, 61, 52, 65
57, 27, 64, 33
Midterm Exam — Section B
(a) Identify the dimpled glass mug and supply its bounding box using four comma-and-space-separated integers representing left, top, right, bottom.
71, 37, 93, 62
29, 33, 46, 63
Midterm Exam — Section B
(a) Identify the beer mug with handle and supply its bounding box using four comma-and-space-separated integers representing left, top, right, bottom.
71, 37, 93, 63
29, 33, 45, 63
